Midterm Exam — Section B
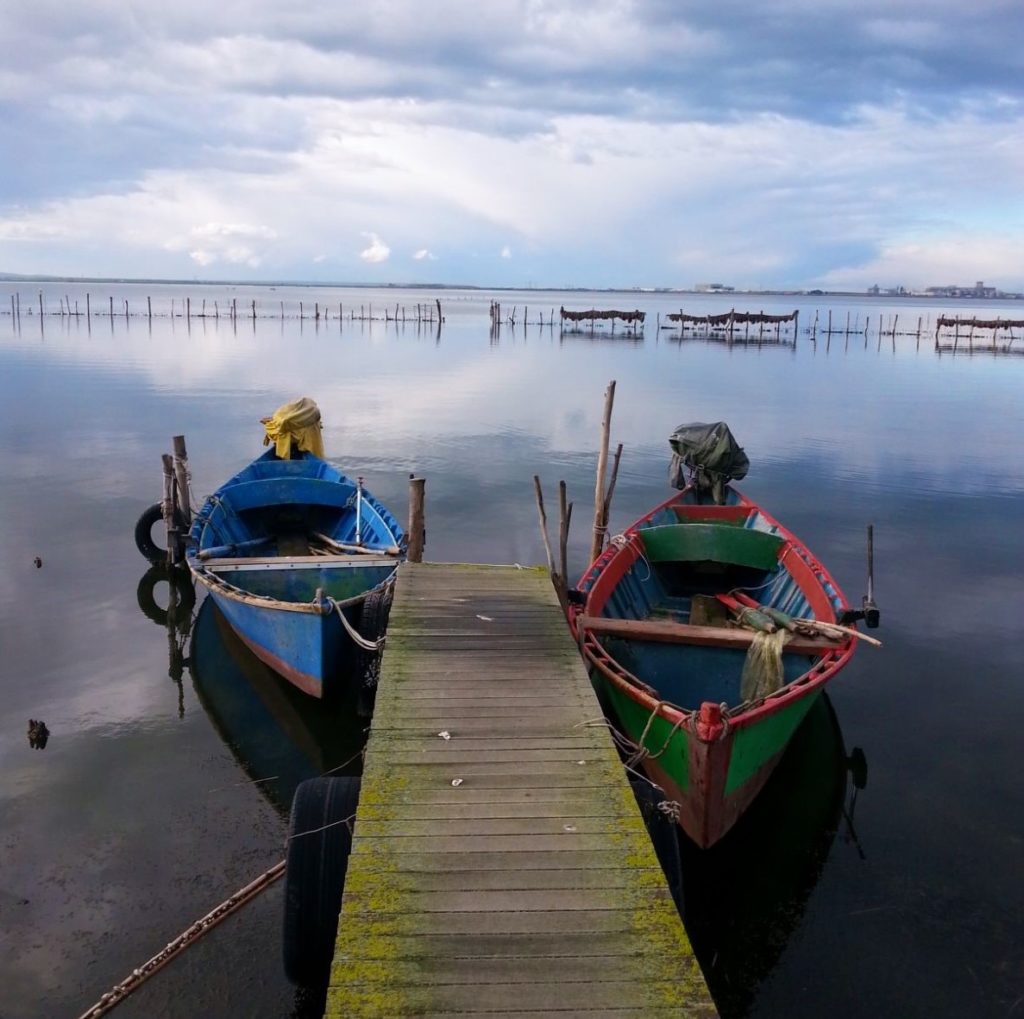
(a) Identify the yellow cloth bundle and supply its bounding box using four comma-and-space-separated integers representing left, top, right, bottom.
261, 397, 325, 459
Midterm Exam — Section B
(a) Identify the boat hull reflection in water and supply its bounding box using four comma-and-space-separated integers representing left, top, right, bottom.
189, 597, 367, 814
637, 694, 865, 1018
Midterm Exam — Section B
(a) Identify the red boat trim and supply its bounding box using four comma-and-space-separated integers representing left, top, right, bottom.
230, 628, 324, 699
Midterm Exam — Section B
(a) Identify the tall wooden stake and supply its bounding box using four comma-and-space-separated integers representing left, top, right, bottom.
161, 454, 178, 566
590, 381, 616, 563
407, 475, 426, 562
172, 435, 191, 527
558, 481, 572, 596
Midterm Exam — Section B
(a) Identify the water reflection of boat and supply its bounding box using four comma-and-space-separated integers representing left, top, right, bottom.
188, 596, 367, 815
676, 694, 864, 1017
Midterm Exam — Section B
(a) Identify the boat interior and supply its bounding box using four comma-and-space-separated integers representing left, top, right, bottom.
586, 500, 825, 708
190, 457, 400, 604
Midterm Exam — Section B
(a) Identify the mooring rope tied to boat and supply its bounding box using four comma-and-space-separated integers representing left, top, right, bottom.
332, 598, 384, 651
610, 531, 652, 581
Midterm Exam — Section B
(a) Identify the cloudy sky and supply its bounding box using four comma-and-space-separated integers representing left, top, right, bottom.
1, 0, 1021, 290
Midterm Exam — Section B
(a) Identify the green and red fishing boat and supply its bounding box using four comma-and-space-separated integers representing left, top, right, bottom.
568, 423, 877, 849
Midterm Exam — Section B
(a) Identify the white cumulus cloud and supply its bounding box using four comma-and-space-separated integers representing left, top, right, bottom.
360, 232, 390, 263
413, 248, 437, 260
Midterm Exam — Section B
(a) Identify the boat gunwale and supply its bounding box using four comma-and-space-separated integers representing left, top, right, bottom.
189, 559, 397, 614
186, 449, 403, 615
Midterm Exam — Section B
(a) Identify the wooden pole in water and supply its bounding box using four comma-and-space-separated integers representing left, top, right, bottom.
436, 298, 442, 325
39, 293, 43, 318
172, 435, 191, 527
407, 475, 426, 563
109, 296, 114, 319
590, 381, 616, 564
148, 296, 152, 322
533, 475, 566, 609
161, 454, 177, 566
251, 299, 256, 323
558, 480, 571, 598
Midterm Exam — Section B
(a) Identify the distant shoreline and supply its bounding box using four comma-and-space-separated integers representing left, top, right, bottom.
0, 272, 1020, 300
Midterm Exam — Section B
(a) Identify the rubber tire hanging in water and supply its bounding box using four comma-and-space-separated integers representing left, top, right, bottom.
136, 565, 196, 626
134, 503, 187, 564
283, 776, 360, 987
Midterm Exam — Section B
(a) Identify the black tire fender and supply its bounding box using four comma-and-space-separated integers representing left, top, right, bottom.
283, 776, 360, 987
136, 565, 196, 626
134, 503, 187, 565
357, 586, 394, 691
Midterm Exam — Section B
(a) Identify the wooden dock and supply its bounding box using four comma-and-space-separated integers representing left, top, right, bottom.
326, 562, 717, 1018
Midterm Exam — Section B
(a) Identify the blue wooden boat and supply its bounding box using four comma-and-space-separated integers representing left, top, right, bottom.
186, 447, 404, 700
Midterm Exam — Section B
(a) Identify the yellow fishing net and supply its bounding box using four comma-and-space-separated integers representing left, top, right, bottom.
261, 397, 325, 459
740, 629, 788, 702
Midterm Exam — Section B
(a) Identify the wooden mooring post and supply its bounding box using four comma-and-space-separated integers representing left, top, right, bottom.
172, 436, 191, 528
161, 454, 178, 566
407, 475, 426, 563
590, 381, 616, 563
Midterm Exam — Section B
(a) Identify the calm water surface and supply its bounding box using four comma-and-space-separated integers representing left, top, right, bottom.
1, 283, 1022, 1018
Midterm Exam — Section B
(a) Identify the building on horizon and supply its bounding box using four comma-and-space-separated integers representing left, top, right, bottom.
925, 281, 997, 299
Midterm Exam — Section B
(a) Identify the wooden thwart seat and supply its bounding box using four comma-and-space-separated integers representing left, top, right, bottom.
578, 614, 837, 655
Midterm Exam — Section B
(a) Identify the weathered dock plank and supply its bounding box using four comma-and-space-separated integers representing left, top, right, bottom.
326, 562, 716, 1017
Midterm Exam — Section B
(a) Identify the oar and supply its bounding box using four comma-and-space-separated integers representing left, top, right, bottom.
311, 532, 402, 557
732, 592, 882, 648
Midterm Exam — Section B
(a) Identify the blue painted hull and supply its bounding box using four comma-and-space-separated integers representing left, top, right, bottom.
206, 583, 353, 699
186, 449, 404, 699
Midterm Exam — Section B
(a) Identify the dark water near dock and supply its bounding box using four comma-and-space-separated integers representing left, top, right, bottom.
1, 282, 1022, 1018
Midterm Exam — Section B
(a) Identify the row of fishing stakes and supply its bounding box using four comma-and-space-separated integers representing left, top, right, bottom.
8, 295, 1021, 355
5, 293, 446, 327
